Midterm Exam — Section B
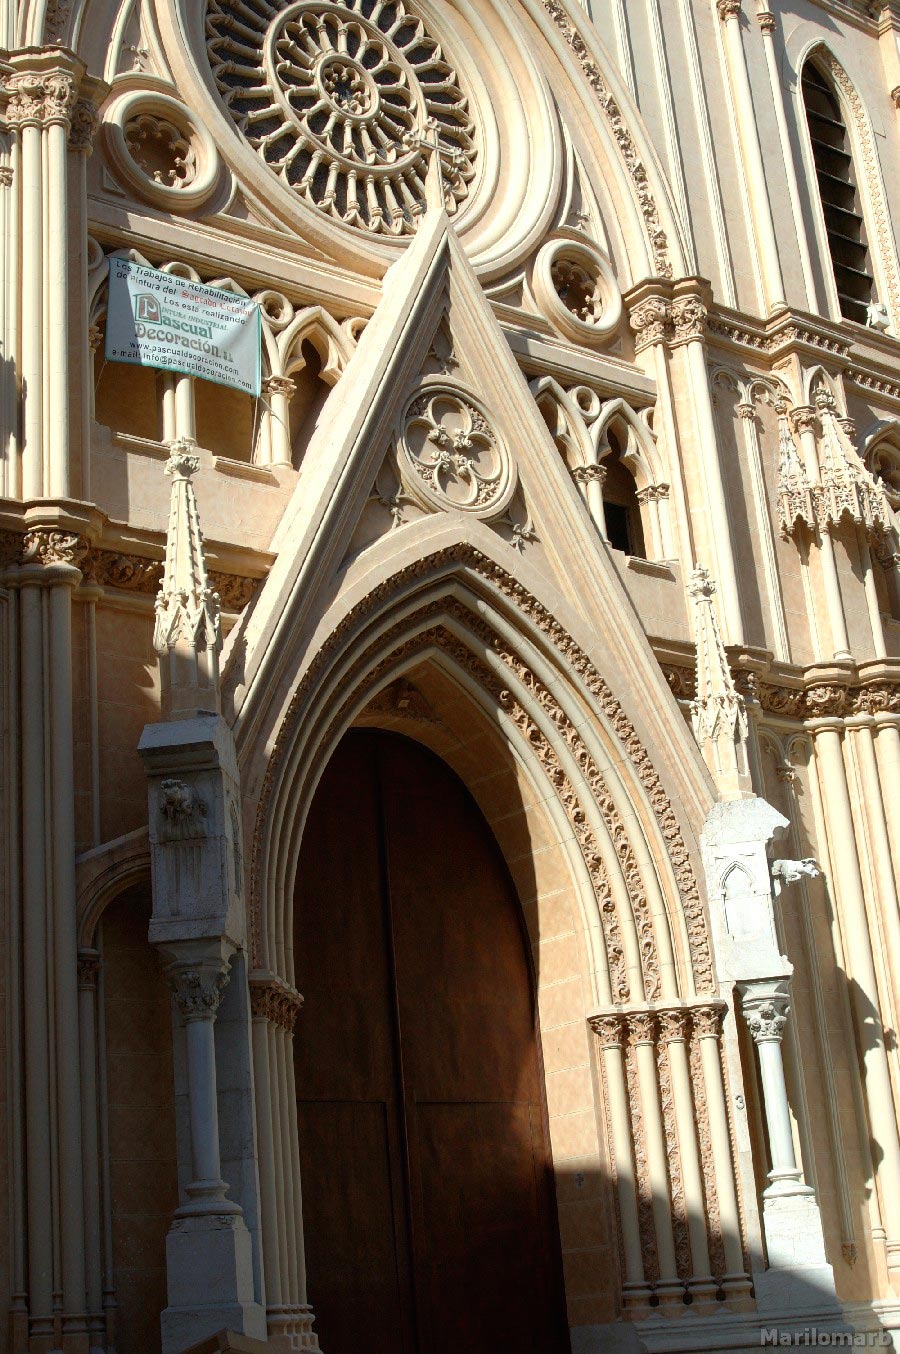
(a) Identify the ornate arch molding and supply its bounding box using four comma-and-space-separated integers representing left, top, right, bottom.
798, 41, 900, 330
249, 545, 714, 1000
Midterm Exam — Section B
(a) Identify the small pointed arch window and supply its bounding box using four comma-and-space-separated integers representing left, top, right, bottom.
801, 59, 874, 325
601, 425, 647, 559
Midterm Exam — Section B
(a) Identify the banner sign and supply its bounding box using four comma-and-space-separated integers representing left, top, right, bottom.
105, 258, 262, 396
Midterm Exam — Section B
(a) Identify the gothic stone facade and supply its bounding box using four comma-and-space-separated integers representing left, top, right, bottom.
3, 0, 900, 1351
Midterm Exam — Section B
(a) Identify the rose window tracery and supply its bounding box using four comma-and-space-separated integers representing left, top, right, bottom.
125, 113, 197, 188
206, 0, 478, 234
397, 386, 515, 516
551, 257, 604, 325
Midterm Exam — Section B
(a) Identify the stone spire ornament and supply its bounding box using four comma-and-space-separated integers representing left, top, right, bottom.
689, 565, 751, 799
813, 389, 889, 538
154, 441, 222, 719
775, 402, 816, 540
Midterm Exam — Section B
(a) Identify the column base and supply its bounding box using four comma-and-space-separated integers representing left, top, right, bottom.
756, 1192, 840, 1318
161, 1213, 267, 1354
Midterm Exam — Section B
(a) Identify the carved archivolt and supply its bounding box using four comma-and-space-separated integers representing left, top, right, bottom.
250, 546, 714, 996
206, 0, 477, 234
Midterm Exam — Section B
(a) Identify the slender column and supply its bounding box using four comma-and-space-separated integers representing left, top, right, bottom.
45, 118, 70, 498
812, 720, 900, 1277
19, 572, 53, 1333
175, 373, 196, 444
857, 524, 887, 659
77, 951, 104, 1335
739, 981, 807, 1196
658, 1010, 715, 1293
694, 1004, 748, 1287
671, 294, 745, 643
50, 571, 88, 1335
715, 0, 787, 313
165, 958, 236, 1213
874, 713, 900, 893
19, 120, 43, 497
571, 463, 607, 539
847, 717, 900, 1026
627, 1013, 680, 1297
263, 375, 295, 467
590, 1015, 646, 1296
249, 997, 282, 1314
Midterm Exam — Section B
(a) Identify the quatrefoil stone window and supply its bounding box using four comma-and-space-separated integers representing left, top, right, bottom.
206, 0, 478, 235
397, 386, 516, 517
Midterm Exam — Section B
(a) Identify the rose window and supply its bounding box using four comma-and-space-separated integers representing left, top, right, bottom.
397, 387, 515, 516
206, 0, 478, 234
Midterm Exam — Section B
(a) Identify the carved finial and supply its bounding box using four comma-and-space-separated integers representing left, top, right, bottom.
813, 391, 890, 538
153, 441, 221, 720
776, 404, 816, 540
688, 566, 751, 800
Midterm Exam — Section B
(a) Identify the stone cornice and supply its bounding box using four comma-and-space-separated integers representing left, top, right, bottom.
657, 645, 900, 722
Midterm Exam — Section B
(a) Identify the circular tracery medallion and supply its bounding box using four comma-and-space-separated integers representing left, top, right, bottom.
397, 385, 515, 516
206, 0, 478, 234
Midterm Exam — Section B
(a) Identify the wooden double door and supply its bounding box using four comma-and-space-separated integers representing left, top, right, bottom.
293, 730, 569, 1353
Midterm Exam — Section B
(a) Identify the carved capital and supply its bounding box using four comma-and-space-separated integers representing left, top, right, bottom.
167, 964, 229, 1021
625, 1011, 657, 1047
692, 1003, 725, 1039
717, 0, 742, 17
571, 463, 606, 487
636, 482, 670, 504
21, 528, 89, 570
758, 10, 776, 34
68, 95, 99, 151
0, 166, 13, 187
262, 374, 296, 400
77, 950, 100, 992
742, 994, 789, 1043
789, 404, 817, 436
5, 69, 78, 129
657, 1007, 690, 1043
805, 683, 850, 718
589, 1011, 625, 1049
249, 974, 304, 1032
669, 295, 708, 344
629, 296, 670, 351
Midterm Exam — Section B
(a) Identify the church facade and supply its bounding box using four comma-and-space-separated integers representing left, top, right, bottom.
3, 0, 900, 1350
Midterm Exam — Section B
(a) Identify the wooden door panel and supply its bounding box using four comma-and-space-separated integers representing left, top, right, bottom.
296, 1101, 409, 1354
413, 1099, 554, 1353
294, 731, 570, 1354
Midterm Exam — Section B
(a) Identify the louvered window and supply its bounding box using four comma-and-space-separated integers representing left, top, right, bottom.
802, 62, 874, 325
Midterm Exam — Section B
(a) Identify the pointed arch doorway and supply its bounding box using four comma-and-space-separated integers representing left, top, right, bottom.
293, 729, 571, 1353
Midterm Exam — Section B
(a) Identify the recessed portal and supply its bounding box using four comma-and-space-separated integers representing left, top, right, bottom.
293, 729, 570, 1353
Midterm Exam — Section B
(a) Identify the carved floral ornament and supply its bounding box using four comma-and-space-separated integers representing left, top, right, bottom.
660, 661, 900, 721
395, 384, 516, 518
206, 0, 477, 234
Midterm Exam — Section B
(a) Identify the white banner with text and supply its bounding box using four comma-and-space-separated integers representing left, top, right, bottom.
105, 258, 262, 396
